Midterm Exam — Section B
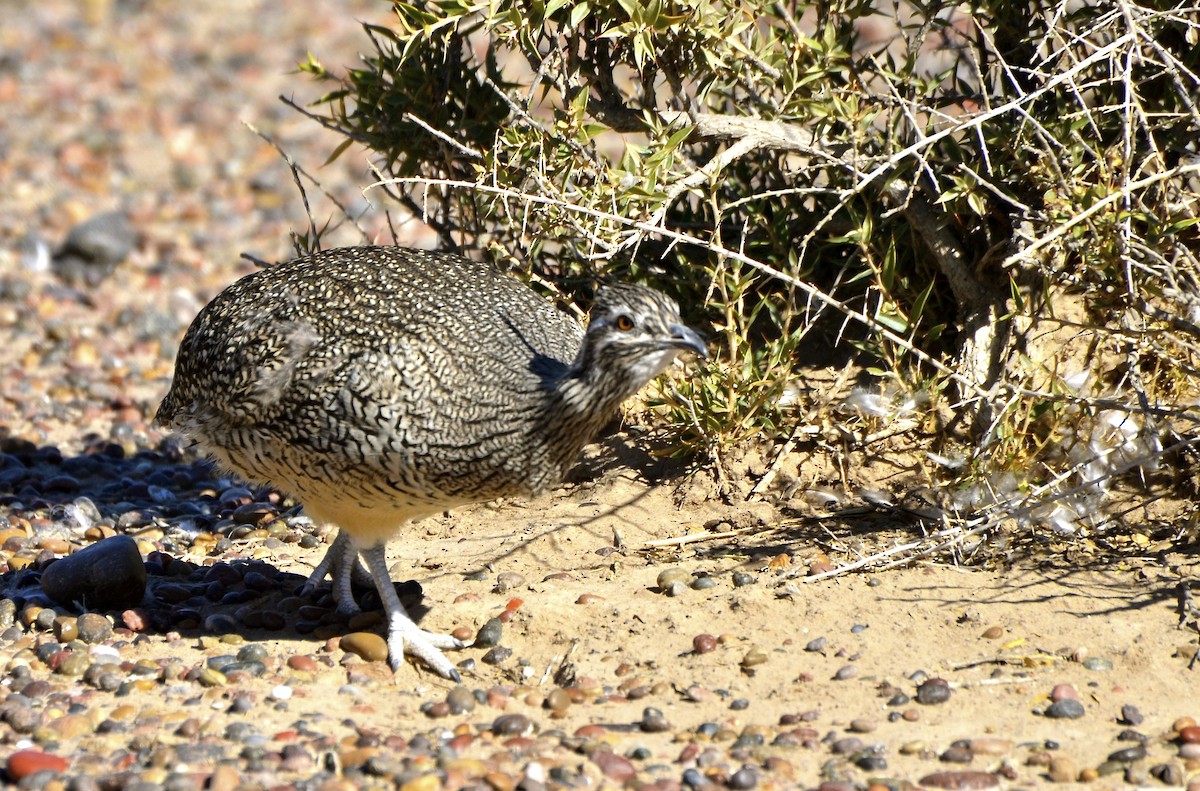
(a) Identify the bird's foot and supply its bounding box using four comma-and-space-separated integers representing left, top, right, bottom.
301, 531, 362, 615
386, 614, 470, 681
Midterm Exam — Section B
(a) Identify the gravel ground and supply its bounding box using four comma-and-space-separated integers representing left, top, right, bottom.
4, 2, 1200, 790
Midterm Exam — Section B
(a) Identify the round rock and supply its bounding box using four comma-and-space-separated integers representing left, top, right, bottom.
1044, 699, 1085, 719
41, 535, 146, 611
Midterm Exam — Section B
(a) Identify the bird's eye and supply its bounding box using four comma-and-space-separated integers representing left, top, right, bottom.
615, 315, 634, 331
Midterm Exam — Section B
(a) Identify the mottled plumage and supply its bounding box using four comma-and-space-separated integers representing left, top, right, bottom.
158, 245, 705, 678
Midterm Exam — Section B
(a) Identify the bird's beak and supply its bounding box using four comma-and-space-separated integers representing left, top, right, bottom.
669, 324, 709, 358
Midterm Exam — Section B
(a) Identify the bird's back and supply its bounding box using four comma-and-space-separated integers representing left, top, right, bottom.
158, 246, 585, 509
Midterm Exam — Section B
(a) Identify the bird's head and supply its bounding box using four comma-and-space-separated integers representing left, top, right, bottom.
572, 283, 707, 395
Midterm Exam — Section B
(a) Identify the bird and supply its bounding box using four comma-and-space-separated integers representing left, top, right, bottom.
156, 245, 707, 679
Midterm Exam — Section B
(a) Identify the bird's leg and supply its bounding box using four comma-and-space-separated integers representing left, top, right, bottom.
301, 531, 364, 615
357, 542, 470, 680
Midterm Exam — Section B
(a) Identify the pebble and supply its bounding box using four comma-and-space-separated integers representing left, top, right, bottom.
690, 576, 717, 590
1108, 745, 1146, 762
493, 571, 526, 593
741, 648, 768, 669
340, 632, 389, 662
1120, 703, 1144, 725
474, 617, 503, 648
446, 686, 477, 715
693, 633, 717, 654
1048, 756, 1077, 782
981, 625, 1003, 639
641, 707, 672, 733
76, 612, 113, 643
969, 738, 1011, 755
919, 770, 999, 789
53, 211, 135, 285
657, 568, 690, 590
482, 646, 513, 664
545, 688, 571, 712
1178, 725, 1200, 743
1049, 683, 1077, 701
1044, 699, 1085, 719
591, 750, 636, 782
731, 572, 755, 587
40, 534, 147, 610
492, 713, 532, 736
728, 766, 758, 788
6, 749, 69, 780
805, 636, 827, 652
915, 677, 951, 704
833, 664, 857, 680
1152, 763, 1184, 785
941, 745, 973, 763
1082, 656, 1113, 671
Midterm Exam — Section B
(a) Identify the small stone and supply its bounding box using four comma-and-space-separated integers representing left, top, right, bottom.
492, 713, 532, 736
474, 618, 503, 648
287, 655, 319, 672
656, 568, 689, 590
6, 749, 69, 780
918, 770, 999, 789
1178, 742, 1200, 760
981, 626, 1003, 639
1044, 699, 1085, 719
493, 572, 525, 593
900, 741, 926, 755
1082, 656, 1113, 671
340, 632, 389, 663
76, 613, 113, 643
1119, 704, 1144, 726
591, 750, 636, 782
1178, 725, 1200, 744
1108, 745, 1146, 763
731, 571, 755, 587
848, 719, 876, 733
665, 581, 688, 597
53, 616, 78, 642
53, 211, 135, 285
916, 678, 952, 705
833, 664, 857, 680
728, 766, 758, 789
446, 686, 476, 715
741, 648, 768, 668
969, 738, 1012, 756
831, 737, 863, 755
693, 634, 717, 654
40, 535, 146, 610
1048, 757, 1077, 783
482, 646, 512, 665
690, 576, 717, 590
941, 746, 974, 764
805, 636, 827, 652
640, 707, 671, 733
1151, 763, 1184, 785
1049, 684, 1077, 701
545, 688, 571, 712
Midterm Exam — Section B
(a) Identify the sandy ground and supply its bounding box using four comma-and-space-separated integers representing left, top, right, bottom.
2, 1, 1200, 789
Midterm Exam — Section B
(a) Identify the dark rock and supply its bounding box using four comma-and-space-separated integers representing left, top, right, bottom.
915, 677, 952, 705
474, 617, 503, 648
1108, 745, 1146, 763
40, 535, 146, 610
1044, 699, 1085, 719
53, 211, 136, 286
